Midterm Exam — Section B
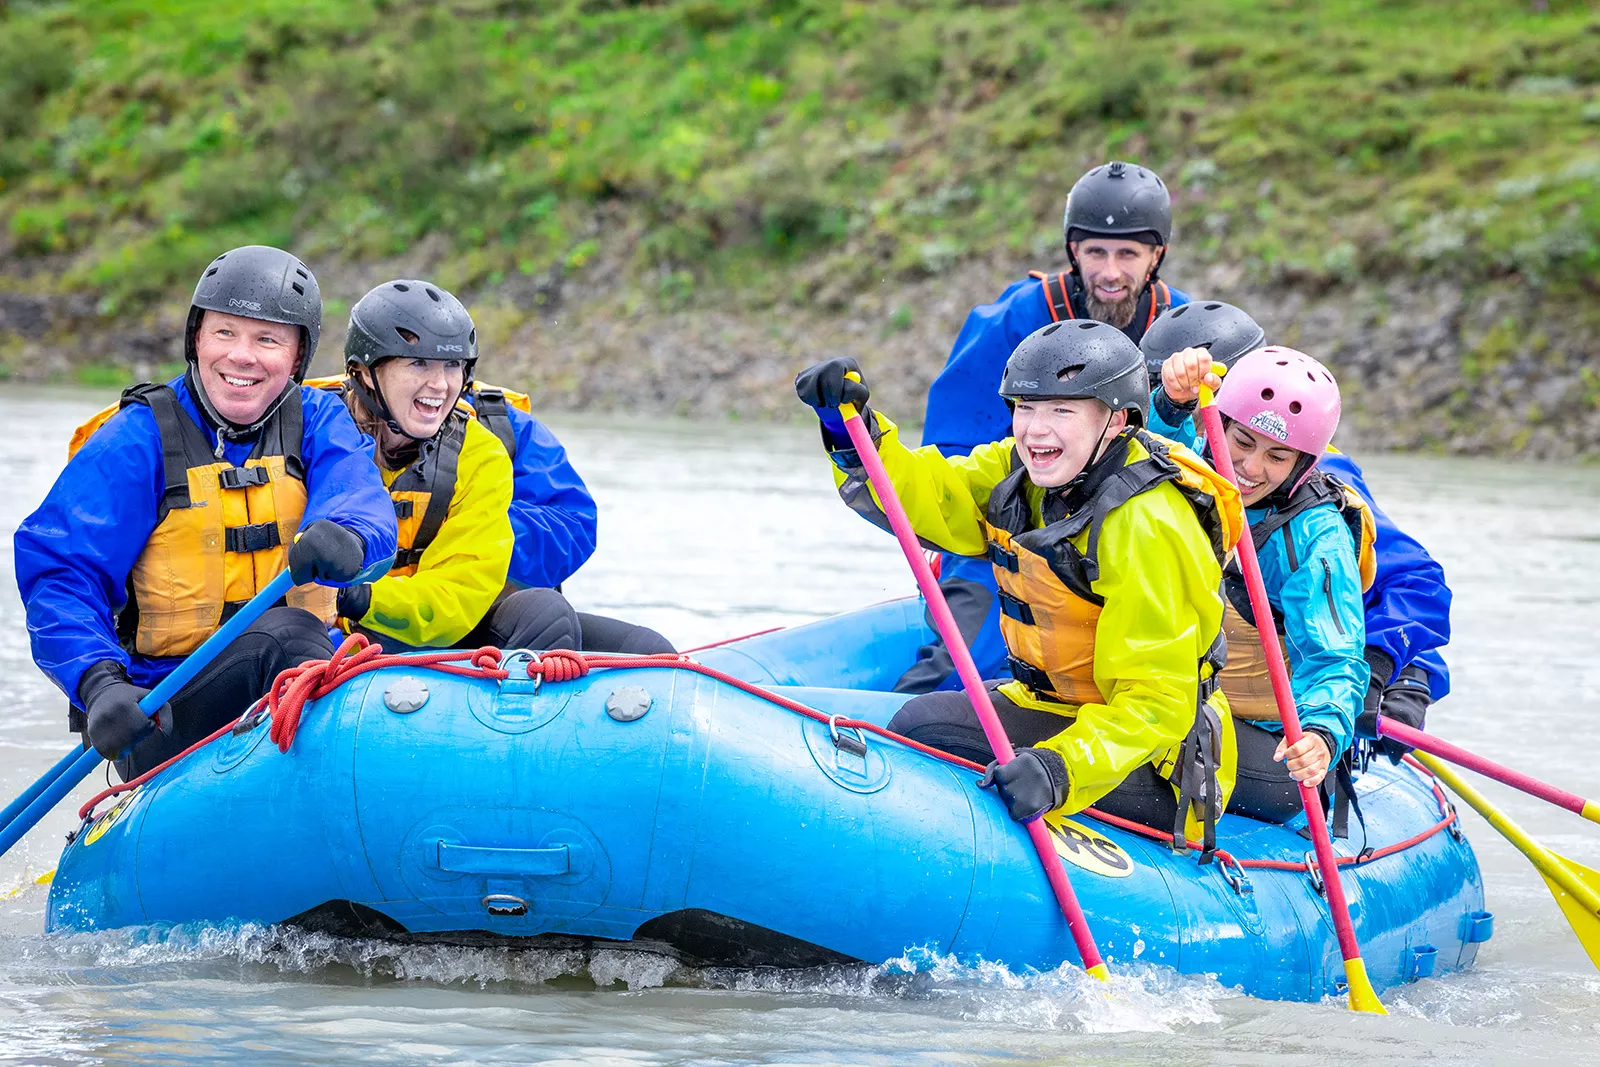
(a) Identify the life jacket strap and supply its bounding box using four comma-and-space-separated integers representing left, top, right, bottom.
223, 522, 282, 554
987, 541, 1020, 572
1007, 657, 1064, 703
997, 589, 1036, 625
470, 387, 519, 457
393, 499, 415, 519
393, 547, 426, 570
217, 465, 271, 490
1028, 270, 1075, 323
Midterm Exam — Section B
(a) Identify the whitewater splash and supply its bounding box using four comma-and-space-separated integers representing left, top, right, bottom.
1, 921, 1235, 1034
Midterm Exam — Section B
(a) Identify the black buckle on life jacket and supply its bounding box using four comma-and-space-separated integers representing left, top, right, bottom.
393, 499, 415, 519
997, 590, 1036, 625
1007, 657, 1063, 702
217, 466, 271, 491
224, 523, 282, 554
987, 542, 1019, 572
394, 547, 425, 569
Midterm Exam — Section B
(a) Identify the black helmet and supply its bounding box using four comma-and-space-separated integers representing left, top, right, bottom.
1139, 301, 1266, 382
183, 245, 321, 439
1000, 319, 1150, 427
1063, 161, 1172, 253
184, 245, 321, 377
344, 279, 478, 439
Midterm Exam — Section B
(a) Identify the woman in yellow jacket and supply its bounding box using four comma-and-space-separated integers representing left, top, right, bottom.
796, 320, 1244, 850
327, 279, 588, 652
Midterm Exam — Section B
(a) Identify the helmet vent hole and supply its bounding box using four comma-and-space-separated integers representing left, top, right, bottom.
1289, 400, 1303, 415
1171, 306, 1188, 317
396, 327, 420, 345
1058, 365, 1085, 382
469, 328, 477, 346
1042, 323, 1063, 336
1204, 302, 1223, 311
425, 287, 441, 302
1076, 321, 1097, 330
1261, 388, 1275, 401
1307, 371, 1317, 382
393, 282, 410, 292
295, 267, 308, 279
291, 282, 304, 296
1275, 359, 1288, 366
204, 267, 219, 277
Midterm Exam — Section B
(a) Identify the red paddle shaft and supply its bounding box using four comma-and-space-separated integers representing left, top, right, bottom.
1379, 716, 1600, 825
838, 402, 1109, 980
1195, 397, 1384, 1012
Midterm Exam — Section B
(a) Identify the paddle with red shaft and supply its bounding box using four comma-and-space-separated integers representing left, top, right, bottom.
835, 390, 1110, 981
1196, 377, 1386, 1013
1378, 716, 1600, 827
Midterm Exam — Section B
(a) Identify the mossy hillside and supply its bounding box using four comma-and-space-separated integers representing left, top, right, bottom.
2, 0, 1599, 442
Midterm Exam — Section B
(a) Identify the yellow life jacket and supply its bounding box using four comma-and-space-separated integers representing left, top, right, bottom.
306, 375, 482, 578
1219, 471, 1378, 721
980, 428, 1244, 853
68, 383, 336, 658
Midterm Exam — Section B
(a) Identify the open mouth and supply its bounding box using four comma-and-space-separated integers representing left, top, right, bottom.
413, 396, 446, 419
1026, 445, 1063, 467
220, 373, 262, 390
1093, 283, 1130, 302
1238, 473, 1266, 495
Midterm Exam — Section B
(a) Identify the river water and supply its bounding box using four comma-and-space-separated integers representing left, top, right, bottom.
0, 385, 1597, 1065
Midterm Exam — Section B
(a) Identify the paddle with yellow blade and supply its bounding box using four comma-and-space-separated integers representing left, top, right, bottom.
1196, 370, 1386, 1013
1415, 752, 1600, 971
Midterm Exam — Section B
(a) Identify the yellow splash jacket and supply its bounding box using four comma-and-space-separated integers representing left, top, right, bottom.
830, 413, 1242, 819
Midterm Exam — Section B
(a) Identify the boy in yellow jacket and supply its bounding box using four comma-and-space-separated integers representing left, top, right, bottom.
796, 320, 1243, 849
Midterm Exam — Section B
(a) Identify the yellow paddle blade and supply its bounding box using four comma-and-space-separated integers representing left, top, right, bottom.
1417, 753, 1600, 973
1343, 958, 1388, 1014
1538, 854, 1600, 971
2, 868, 53, 900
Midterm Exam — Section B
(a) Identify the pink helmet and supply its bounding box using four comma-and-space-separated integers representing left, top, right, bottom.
1214, 345, 1341, 475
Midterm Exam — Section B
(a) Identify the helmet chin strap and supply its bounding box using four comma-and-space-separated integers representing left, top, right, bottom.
185, 363, 296, 458
348, 367, 432, 443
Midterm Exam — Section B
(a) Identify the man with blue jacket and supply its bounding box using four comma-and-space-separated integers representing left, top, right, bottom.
902, 161, 1194, 693
15, 246, 398, 777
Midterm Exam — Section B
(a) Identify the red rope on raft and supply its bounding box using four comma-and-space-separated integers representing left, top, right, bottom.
75, 635, 1459, 877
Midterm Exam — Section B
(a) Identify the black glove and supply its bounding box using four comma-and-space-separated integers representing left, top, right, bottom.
795, 357, 870, 412
1356, 648, 1430, 764
978, 747, 1069, 823
288, 519, 366, 585
77, 660, 170, 761
337, 582, 372, 623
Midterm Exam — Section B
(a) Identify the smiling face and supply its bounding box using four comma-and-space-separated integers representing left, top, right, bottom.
369, 357, 466, 440
193, 311, 301, 425
1011, 397, 1127, 488
1071, 238, 1164, 328
1223, 419, 1304, 506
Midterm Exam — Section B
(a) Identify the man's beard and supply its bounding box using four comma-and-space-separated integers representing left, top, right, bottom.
1083, 284, 1141, 329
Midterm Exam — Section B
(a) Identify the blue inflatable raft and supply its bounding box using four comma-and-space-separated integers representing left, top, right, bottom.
46, 598, 1489, 1001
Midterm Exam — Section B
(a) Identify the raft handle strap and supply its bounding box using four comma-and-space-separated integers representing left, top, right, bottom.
828, 715, 869, 758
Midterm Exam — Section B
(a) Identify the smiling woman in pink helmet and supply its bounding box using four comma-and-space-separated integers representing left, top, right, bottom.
1151, 345, 1377, 825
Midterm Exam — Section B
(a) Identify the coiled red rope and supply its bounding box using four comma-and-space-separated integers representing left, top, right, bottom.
76, 635, 1458, 878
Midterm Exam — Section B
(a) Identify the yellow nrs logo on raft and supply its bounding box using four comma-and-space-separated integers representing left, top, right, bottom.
82, 792, 138, 847
1042, 814, 1135, 878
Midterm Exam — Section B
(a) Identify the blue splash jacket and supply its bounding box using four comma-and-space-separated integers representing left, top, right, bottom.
15, 376, 399, 700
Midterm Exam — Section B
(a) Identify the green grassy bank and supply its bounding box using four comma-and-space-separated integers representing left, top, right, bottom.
3, 0, 1599, 449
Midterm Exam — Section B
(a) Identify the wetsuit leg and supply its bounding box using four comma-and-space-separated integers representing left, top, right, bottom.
1225, 720, 1307, 824
887, 681, 1179, 831
575, 612, 676, 655
118, 606, 334, 779
474, 588, 583, 650
893, 556, 1010, 694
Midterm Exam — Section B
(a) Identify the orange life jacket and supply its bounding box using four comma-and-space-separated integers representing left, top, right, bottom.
1219, 471, 1378, 720
69, 384, 336, 658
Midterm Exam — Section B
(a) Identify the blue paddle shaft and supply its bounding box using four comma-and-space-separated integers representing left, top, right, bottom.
0, 554, 393, 860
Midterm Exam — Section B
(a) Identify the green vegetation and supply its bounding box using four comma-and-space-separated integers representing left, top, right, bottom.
2, 0, 1598, 322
